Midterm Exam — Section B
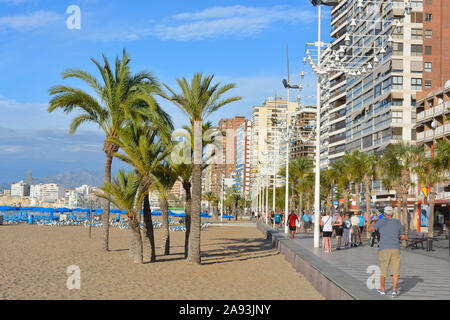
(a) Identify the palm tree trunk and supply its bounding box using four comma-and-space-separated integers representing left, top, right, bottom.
326, 191, 332, 215
142, 194, 156, 262
102, 152, 113, 252
129, 229, 135, 257
290, 182, 295, 211
364, 177, 371, 239
183, 182, 191, 259
355, 182, 361, 212
402, 192, 409, 244
428, 189, 436, 242
188, 162, 202, 264
130, 218, 143, 264
299, 192, 303, 215
160, 198, 170, 255
343, 188, 349, 214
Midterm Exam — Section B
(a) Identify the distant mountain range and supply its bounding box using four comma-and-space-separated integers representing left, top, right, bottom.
36, 170, 104, 189
1, 170, 104, 190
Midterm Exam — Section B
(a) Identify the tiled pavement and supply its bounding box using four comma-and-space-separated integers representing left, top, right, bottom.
257, 222, 450, 300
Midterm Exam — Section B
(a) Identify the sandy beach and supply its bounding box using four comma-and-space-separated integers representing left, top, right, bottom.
0, 222, 324, 300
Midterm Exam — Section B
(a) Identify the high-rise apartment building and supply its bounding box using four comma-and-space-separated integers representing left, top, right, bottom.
251, 97, 299, 194
414, 1, 450, 219
418, 0, 450, 98
291, 105, 317, 160
319, 0, 424, 204
235, 120, 253, 198
208, 116, 246, 196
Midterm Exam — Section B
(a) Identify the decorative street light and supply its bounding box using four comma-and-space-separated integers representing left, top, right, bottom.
305, 0, 413, 248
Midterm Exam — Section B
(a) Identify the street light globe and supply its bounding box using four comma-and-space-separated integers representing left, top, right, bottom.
431, 120, 438, 129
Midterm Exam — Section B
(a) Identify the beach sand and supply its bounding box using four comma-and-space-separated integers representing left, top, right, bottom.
0, 223, 324, 300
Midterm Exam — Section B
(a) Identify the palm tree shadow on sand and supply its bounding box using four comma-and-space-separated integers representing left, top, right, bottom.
200, 238, 279, 265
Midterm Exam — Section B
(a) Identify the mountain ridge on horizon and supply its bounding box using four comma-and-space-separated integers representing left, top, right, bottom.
1, 170, 104, 190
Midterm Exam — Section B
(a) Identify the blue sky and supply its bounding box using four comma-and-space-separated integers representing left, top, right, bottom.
0, 0, 331, 182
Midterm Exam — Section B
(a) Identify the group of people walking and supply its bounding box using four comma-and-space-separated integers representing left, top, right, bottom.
255, 206, 406, 297
256, 208, 386, 252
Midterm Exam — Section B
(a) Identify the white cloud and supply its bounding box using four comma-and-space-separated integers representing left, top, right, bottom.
0, 10, 62, 31
154, 5, 316, 41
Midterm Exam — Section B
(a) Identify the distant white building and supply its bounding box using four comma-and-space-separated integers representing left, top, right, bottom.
11, 181, 30, 197
75, 184, 92, 195
30, 183, 65, 203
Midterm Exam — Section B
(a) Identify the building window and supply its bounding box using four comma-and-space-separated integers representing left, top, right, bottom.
411, 28, 422, 40
411, 12, 423, 23
424, 79, 432, 88
425, 29, 432, 38
425, 46, 432, 55
392, 111, 403, 123
411, 44, 422, 56
392, 42, 403, 55
424, 62, 432, 72
425, 13, 432, 21
411, 78, 422, 90
392, 76, 403, 89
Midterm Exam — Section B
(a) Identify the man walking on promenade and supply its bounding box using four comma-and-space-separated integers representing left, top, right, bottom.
368, 206, 406, 298
350, 212, 360, 247
288, 211, 298, 239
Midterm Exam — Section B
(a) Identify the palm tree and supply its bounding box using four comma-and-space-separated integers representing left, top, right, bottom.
345, 149, 364, 213
225, 185, 242, 220
110, 120, 172, 262
169, 121, 215, 258
97, 170, 149, 263
162, 73, 242, 264
320, 169, 335, 215
48, 49, 162, 251
291, 157, 313, 214
203, 191, 216, 218
330, 158, 352, 214
360, 152, 378, 237
433, 139, 450, 171
415, 151, 447, 248
379, 142, 420, 239
153, 162, 178, 255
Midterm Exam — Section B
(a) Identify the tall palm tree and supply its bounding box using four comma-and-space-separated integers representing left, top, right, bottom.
97, 170, 149, 263
291, 157, 313, 214
225, 185, 242, 221
415, 151, 447, 247
320, 169, 335, 215
345, 149, 365, 213
48, 49, 162, 251
153, 162, 178, 255
110, 120, 172, 262
379, 142, 420, 238
203, 191, 216, 218
433, 139, 450, 171
169, 122, 215, 258
360, 152, 378, 238
330, 158, 352, 214
162, 73, 242, 264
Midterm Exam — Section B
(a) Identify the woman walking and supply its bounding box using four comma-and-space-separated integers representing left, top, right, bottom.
320, 211, 333, 253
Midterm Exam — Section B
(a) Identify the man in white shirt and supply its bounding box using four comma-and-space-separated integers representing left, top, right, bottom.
350, 212, 361, 247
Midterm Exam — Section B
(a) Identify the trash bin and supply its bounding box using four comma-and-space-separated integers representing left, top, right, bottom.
27, 215, 34, 224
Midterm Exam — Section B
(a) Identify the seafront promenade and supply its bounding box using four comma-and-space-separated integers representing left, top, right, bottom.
257, 222, 450, 300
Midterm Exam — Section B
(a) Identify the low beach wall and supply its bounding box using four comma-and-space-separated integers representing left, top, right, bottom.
256, 221, 355, 300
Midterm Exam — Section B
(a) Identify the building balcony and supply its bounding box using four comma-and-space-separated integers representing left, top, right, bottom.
417, 131, 424, 141
446, 123, 450, 134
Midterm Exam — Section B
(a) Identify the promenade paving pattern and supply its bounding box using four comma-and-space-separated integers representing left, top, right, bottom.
257, 222, 450, 300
